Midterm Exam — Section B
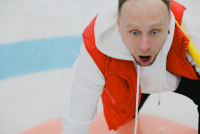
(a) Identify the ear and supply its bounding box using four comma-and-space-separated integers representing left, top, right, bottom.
168, 13, 172, 31
117, 16, 121, 33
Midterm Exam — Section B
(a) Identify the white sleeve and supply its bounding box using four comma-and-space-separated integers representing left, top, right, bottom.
60, 44, 105, 134
181, 6, 200, 75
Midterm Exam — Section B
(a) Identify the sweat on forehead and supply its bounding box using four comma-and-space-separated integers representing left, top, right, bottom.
118, 0, 171, 17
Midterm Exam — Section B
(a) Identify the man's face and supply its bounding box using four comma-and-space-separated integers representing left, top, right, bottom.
118, 0, 171, 66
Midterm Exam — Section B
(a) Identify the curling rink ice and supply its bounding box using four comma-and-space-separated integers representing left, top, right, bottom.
0, 0, 199, 133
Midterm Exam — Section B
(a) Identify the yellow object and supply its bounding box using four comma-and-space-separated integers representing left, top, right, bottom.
175, 20, 200, 68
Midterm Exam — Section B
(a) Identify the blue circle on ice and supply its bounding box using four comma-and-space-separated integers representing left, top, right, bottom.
0, 36, 82, 80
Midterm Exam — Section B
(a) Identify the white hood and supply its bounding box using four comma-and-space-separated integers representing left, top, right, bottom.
95, 0, 132, 60
94, 0, 181, 94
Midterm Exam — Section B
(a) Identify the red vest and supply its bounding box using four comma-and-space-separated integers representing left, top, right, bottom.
82, 0, 200, 130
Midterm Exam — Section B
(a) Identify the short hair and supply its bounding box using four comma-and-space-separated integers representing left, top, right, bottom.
118, 0, 171, 17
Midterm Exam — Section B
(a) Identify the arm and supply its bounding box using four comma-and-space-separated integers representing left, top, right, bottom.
60, 44, 105, 134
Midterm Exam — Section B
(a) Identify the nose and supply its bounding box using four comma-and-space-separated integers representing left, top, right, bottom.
139, 36, 150, 52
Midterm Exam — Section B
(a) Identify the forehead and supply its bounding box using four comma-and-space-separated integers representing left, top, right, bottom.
120, 0, 169, 23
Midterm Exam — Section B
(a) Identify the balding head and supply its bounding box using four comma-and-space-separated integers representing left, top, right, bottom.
118, 0, 171, 18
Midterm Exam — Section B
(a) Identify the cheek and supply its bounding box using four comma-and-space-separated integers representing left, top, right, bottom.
150, 36, 167, 52
121, 32, 139, 51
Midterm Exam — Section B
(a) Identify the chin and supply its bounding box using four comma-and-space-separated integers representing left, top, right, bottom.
135, 60, 154, 67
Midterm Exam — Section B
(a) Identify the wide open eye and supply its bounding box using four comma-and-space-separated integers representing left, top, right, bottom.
151, 30, 159, 35
131, 31, 139, 35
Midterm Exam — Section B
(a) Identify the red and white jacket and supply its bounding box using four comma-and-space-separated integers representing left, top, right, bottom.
61, 0, 200, 134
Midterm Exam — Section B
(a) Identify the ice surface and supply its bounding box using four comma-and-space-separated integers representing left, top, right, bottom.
0, 0, 199, 133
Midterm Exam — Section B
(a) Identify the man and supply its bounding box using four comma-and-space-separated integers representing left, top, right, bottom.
60, 0, 200, 133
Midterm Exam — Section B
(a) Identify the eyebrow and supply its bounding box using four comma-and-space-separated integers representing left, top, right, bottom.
126, 22, 163, 28
150, 22, 163, 28
126, 23, 139, 28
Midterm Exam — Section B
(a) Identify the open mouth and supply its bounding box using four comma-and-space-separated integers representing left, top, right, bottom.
138, 55, 152, 65
139, 56, 151, 61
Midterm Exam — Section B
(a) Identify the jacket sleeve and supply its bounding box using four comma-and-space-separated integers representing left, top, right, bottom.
60, 44, 105, 134
181, 7, 200, 75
